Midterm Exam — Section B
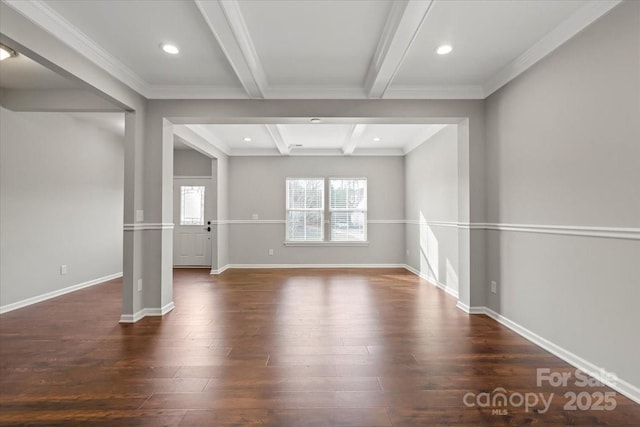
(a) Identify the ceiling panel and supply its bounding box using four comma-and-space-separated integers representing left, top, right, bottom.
279, 124, 353, 150
43, 0, 243, 87
195, 125, 277, 150
356, 124, 447, 152
238, 0, 393, 88
392, 0, 588, 87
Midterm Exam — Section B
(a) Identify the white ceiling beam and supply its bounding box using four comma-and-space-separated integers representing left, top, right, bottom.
364, 0, 435, 99
342, 124, 367, 155
182, 125, 232, 156
193, 0, 267, 98
265, 124, 291, 155
174, 125, 229, 159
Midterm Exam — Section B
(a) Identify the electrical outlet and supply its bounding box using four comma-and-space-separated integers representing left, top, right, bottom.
60, 265, 68, 275
490, 281, 497, 294
136, 210, 144, 222
406, 249, 410, 257
137, 279, 142, 292
268, 248, 274, 256
252, 213, 259, 220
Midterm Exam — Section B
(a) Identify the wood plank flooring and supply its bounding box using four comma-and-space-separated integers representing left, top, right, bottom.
1, 268, 639, 426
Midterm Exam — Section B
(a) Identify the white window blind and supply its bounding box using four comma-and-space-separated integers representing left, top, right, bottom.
286, 178, 324, 241
329, 178, 367, 241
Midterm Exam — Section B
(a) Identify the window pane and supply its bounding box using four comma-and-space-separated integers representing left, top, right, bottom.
331, 212, 366, 241
180, 186, 205, 225
287, 178, 324, 209
329, 179, 367, 241
330, 179, 367, 210
287, 211, 323, 241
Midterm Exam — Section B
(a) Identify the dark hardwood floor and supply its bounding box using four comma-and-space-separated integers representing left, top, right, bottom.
1, 268, 638, 426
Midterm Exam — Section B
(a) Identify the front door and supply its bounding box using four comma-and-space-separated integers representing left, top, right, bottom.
173, 178, 212, 266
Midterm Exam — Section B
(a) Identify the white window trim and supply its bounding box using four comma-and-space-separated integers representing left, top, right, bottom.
285, 176, 368, 245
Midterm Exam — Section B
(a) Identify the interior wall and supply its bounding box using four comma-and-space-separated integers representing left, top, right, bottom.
0, 107, 124, 308
227, 156, 405, 266
173, 148, 213, 176
405, 125, 459, 295
484, 1, 639, 390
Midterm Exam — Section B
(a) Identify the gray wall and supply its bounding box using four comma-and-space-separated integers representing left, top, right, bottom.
405, 125, 459, 294
227, 156, 405, 265
485, 1, 639, 389
173, 148, 212, 176
0, 107, 124, 307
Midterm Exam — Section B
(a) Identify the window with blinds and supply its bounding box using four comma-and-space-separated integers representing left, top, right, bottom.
329, 178, 367, 241
286, 178, 324, 241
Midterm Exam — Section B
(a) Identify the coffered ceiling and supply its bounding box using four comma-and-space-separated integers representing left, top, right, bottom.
0, 0, 622, 157
177, 123, 448, 156
2, 0, 619, 99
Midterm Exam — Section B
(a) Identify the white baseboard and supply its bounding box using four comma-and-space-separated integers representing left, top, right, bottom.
404, 265, 459, 298
210, 264, 230, 275
119, 309, 145, 324
462, 305, 640, 405
119, 301, 175, 323
455, 301, 485, 314
0, 272, 122, 315
213, 263, 407, 270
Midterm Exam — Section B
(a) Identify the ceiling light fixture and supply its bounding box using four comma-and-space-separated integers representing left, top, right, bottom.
243, 137, 252, 142
373, 137, 381, 142
160, 43, 179, 55
310, 118, 321, 124
0, 44, 17, 61
436, 45, 453, 55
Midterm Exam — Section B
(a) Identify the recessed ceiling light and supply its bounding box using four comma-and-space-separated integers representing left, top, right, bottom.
373, 137, 381, 142
243, 137, 252, 142
160, 43, 179, 55
436, 45, 453, 55
0, 44, 17, 61
310, 118, 321, 124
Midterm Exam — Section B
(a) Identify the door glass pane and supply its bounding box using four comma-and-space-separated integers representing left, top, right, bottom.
180, 186, 205, 225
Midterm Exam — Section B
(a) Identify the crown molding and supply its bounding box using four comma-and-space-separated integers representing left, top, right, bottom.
194, 0, 267, 98
263, 86, 369, 99
351, 148, 405, 156
384, 85, 485, 99
228, 148, 282, 156
145, 85, 248, 99
3, 0, 149, 96
483, 0, 622, 97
